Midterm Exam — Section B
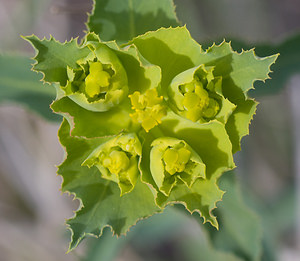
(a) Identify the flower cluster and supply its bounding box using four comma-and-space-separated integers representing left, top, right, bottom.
46, 28, 275, 212
56, 32, 236, 200
25, 26, 277, 248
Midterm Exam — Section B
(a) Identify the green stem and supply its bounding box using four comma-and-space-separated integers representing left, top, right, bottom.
128, 0, 136, 39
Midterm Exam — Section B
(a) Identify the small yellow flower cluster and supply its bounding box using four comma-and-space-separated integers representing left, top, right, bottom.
181, 79, 220, 122
129, 89, 167, 132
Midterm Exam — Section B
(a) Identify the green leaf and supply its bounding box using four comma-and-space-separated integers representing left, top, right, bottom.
211, 172, 263, 261
58, 119, 160, 251
23, 35, 91, 85
87, 0, 180, 43
182, 232, 244, 261
132, 27, 203, 90
227, 34, 300, 96
132, 206, 244, 261
0, 54, 57, 121
51, 96, 132, 138
184, 245, 244, 261
196, 42, 278, 102
225, 99, 258, 153
83, 229, 127, 261
157, 177, 224, 228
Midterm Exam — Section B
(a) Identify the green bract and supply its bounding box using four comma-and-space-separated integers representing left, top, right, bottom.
82, 133, 142, 196
25, 20, 278, 249
150, 137, 206, 196
167, 64, 236, 123
63, 43, 128, 112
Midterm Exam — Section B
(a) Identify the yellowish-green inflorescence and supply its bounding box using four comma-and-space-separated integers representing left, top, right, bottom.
82, 133, 142, 196
84, 61, 112, 98
63, 43, 128, 112
24, 22, 278, 250
129, 88, 167, 132
168, 65, 222, 123
181, 79, 220, 121
150, 137, 206, 196
163, 146, 191, 175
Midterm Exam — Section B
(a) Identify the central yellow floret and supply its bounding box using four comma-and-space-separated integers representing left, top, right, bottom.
163, 147, 191, 175
129, 89, 167, 132
85, 62, 111, 98
101, 150, 130, 175
181, 80, 220, 122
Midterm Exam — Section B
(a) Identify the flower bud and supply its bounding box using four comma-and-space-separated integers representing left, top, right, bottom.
62, 44, 128, 112
168, 65, 223, 123
150, 137, 206, 196
82, 133, 142, 196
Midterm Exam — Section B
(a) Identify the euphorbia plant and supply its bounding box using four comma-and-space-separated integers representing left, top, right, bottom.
23, 0, 278, 251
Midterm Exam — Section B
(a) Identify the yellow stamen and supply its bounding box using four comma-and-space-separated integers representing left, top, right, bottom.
202, 98, 220, 119
129, 89, 166, 132
85, 62, 111, 98
163, 147, 191, 175
180, 80, 219, 122
102, 150, 130, 175
89, 62, 103, 73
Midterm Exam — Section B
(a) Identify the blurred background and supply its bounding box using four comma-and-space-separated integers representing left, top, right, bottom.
0, 0, 300, 260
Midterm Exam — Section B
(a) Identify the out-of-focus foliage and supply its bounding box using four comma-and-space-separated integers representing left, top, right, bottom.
209, 172, 263, 261
0, 54, 57, 120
